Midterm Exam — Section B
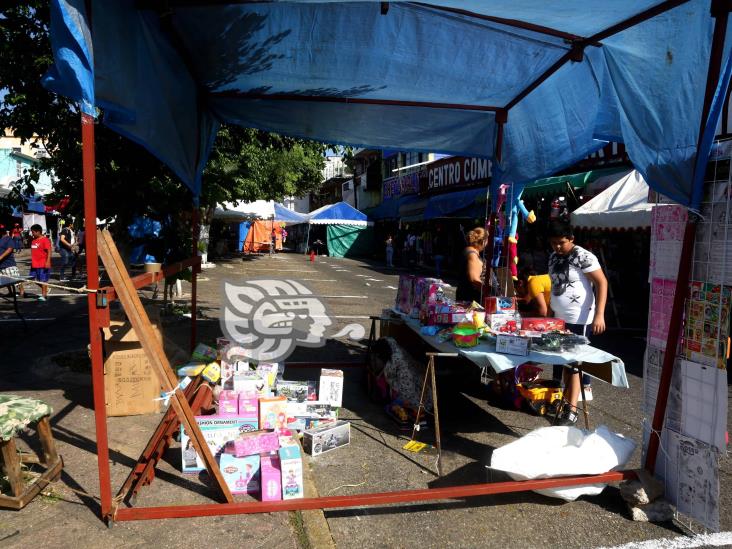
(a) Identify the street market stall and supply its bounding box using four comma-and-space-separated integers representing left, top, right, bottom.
305, 201, 374, 258
571, 170, 653, 230
41, 0, 732, 529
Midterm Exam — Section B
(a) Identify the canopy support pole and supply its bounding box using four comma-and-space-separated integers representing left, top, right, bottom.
644, 0, 730, 474
483, 112, 506, 299
305, 223, 312, 255
191, 207, 199, 352
81, 112, 113, 521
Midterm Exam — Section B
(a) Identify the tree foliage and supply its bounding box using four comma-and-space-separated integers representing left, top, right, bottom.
0, 2, 327, 253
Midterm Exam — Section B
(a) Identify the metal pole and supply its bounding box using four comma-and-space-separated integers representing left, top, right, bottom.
645, 1, 730, 473
191, 207, 199, 352
81, 112, 113, 520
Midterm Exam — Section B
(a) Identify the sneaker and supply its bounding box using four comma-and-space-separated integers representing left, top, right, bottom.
581, 386, 593, 402
37, 296, 46, 302
555, 404, 578, 427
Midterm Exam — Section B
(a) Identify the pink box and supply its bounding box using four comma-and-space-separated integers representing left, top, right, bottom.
218, 390, 239, 416
260, 454, 282, 501
234, 430, 280, 457
238, 394, 259, 417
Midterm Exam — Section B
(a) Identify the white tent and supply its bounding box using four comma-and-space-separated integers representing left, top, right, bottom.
213, 200, 275, 222
571, 170, 652, 230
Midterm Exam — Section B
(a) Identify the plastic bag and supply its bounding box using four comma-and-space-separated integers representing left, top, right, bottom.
490, 425, 636, 501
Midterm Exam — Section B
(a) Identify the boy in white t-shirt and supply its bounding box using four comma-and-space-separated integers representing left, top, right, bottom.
547, 222, 608, 425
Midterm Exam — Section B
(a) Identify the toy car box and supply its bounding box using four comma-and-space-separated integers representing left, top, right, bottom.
520, 317, 566, 333
276, 380, 317, 402
495, 334, 531, 356
486, 313, 519, 333
302, 420, 351, 456
484, 296, 516, 314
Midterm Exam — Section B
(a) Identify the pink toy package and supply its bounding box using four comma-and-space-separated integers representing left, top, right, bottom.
234, 430, 280, 457
218, 390, 239, 416
260, 453, 282, 501
395, 274, 415, 314
259, 395, 288, 431
238, 393, 259, 417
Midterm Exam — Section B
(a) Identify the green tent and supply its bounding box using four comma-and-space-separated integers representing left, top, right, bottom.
326, 224, 375, 258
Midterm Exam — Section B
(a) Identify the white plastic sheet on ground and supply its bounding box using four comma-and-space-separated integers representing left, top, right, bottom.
490, 425, 636, 501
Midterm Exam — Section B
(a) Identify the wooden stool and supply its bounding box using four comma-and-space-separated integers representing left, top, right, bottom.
0, 395, 63, 509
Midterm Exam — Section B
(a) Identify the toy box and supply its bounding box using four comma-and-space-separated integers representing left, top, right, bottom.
520, 317, 566, 333
256, 362, 283, 388
484, 296, 516, 314
218, 390, 239, 416
259, 396, 288, 431
276, 380, 317, 402
191, 343, 217, 363
180, 416, 251, 473
412, 278, 444, 316
278, 445, 304, 500
233, 371, 270, 397
303, 420, 351, 456
238, 394, 259, 432
234, 430, 280, 457
486, 313, 519, 333
319, 369, 344, 407
220, 453, 260, 495
395, 274, 415, 314
495, 334, 531, 356
260, 453, 282, 501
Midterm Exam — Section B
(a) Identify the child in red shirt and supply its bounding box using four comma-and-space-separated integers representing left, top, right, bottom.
30, 224, 51, 301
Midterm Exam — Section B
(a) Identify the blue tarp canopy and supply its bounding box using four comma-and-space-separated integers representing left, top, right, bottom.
44, 1, 732, 210
424, 187, 488, 220
273, 202, 307, 224
366, 195, 419, 221
308, 201, 370, 226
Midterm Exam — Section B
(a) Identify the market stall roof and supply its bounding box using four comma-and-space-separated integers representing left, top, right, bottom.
213, 200, 275, 222
273, 202, 307, 224
45, 1, 732, 210
424, 187, 487, 219
571, 170, 652, 230
308, 201, 371, 226
521, 167, 628, 199
366, 195, 420, 221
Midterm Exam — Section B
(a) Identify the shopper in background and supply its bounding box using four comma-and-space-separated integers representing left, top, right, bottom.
547, 221, 607, 425
30, 224, 51, 301
455, 227, 486, 304
515, 266, 552, 317
433, 228, 446, 279
0, 226, 24, 297
385, 235, 394, 267
58, 221, 75, 281
11, 224, 22, 253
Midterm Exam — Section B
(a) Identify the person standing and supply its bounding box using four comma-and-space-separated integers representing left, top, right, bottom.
71, 226, 85, 280
30, 224, 51, 301
385, 235, 394, 267
11, 224, 22, 253
0, 227, 24, 297
58, 222, 75, 281
433, 229, 446, 279
547, 222, 607, 425
455, 227, 486, 303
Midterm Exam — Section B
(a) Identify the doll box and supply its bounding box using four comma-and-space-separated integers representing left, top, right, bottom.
259, 396, 288, 431
220, 453, 260, 495
218, 390, 239, 416
279, 445, 304, 500
260, 454, 282, 501
180, 417, 251, 473
234, 430, 280, 457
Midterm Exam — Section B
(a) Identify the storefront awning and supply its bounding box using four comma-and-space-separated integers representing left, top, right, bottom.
366, 195, 419, 221
399, 198, 429, 223
424, 187, 487, 220
521, 167, 628, 199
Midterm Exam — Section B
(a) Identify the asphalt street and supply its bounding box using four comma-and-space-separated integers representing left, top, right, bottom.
0, 249, 729, 548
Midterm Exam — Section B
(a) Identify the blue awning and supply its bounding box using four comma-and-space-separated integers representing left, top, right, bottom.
366, 195, 419, 220
44, 1, 732, 210
424, 187, 487, 220
274, 203, 307, 224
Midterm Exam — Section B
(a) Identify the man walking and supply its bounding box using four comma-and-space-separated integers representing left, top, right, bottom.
58, 222, 75, 281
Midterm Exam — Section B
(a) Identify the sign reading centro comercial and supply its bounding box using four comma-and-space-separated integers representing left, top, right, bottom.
427, 156, 491, 192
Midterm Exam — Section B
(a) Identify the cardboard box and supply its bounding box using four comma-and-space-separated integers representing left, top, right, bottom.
486, 313, 519, 333
520, 317, 566, 333
259, 396, 288, 431
276, 380, 317, 402
233, 372, 270, 397
318, 369, 344, 407
260, 454, 282, 501
220, 453, 260, 495
104, 343, 163, 417
495, 334, 530, 356
233, 430, 280, 457
484, 296, 516, 314
238, 394, 259, 430
180, 416, 252, 473
303, 420, 351, 456
279, 445, 304, 500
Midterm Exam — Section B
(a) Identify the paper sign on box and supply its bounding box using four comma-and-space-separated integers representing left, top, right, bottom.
319, 369, 344, 407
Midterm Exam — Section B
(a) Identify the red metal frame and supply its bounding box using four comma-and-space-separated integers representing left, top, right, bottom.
79, 1, 726, 525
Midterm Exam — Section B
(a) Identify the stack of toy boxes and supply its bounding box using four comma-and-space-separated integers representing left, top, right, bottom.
484, 297, 519, 332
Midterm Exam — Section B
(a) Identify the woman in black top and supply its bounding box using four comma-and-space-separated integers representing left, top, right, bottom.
455, 227, 486, 303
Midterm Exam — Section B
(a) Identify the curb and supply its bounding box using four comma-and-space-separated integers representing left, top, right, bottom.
299, 454, 336, 549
